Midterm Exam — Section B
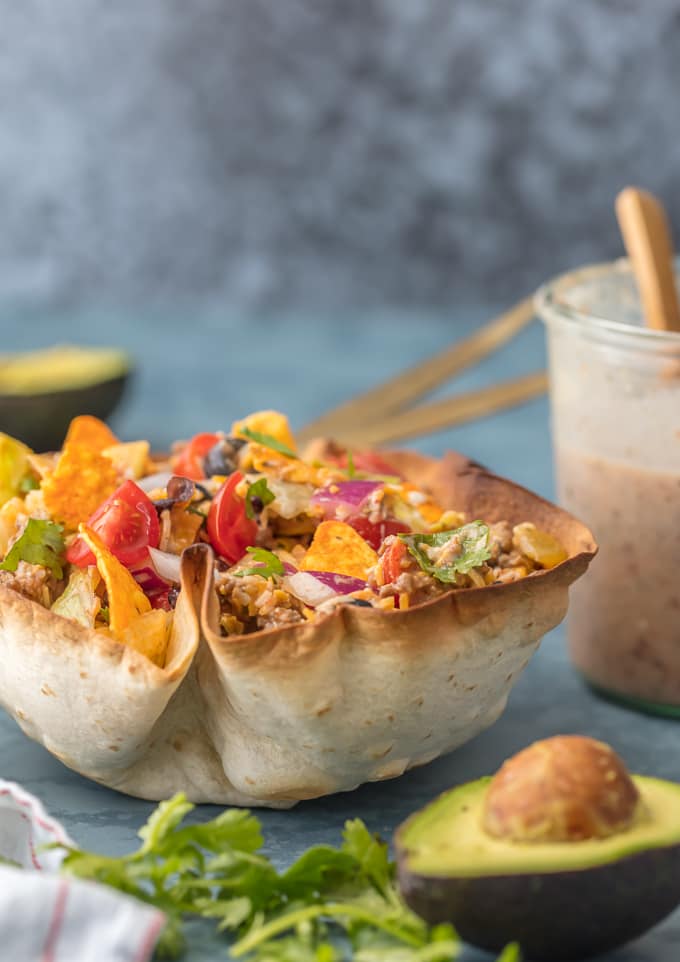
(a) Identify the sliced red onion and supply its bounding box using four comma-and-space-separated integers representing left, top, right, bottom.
137, 471, 173, 493
148, 547, 182, 584
305, 570, 367, 595
284, 569, 367, 606
284, 571, 337, 607
311, 480, 382, 519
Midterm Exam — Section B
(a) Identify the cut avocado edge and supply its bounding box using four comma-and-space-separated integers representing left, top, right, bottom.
397, 774, 680, 877
0, 346, 132, 396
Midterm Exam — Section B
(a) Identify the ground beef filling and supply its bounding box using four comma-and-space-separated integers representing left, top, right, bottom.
216, 571, 305, 635
369, 521, 540, 604
0, 561, 61, 608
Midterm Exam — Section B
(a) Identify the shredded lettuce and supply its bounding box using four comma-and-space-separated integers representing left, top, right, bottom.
19, 475, 39, 493
399, 522, 491, 583
0, 518, 65, 578
58, 793, 462, 961
51, 568, 100, 627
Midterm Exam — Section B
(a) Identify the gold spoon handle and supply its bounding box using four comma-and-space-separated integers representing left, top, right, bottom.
616, 187, 680, 332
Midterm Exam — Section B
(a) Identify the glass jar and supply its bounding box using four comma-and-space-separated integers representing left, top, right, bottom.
536, 259, 680, 716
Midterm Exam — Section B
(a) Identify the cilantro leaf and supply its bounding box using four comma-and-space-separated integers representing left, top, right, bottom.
399, 522, 491, 584
0, 518, 65, 578
341, 820, 392, 899
245, 478, 276, 520
138, 794, 195, 855
240, 428, 297, 459
234, 547, 285, 580
57, 794, 462, 962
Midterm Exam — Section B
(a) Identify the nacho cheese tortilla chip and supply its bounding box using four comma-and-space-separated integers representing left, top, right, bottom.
301, 520, 378, 580
42, 445, 119, 530
78, 524, 150, 635
231, 410, 297, 453
64, 415, 119, 452
119, 609, 171, 668
102, 441, 150, 479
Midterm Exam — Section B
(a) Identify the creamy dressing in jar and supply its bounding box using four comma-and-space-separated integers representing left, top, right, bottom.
537, 260, 680, 715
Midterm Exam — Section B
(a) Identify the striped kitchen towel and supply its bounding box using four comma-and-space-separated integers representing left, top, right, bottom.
0, 780, 165, 962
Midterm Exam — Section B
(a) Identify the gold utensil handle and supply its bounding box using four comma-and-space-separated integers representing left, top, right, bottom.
313, 370, 548, 447
616, 187, 680, 333
298, 297, 536, 443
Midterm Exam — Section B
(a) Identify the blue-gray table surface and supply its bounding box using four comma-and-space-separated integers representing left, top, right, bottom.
1, 308, 677, 961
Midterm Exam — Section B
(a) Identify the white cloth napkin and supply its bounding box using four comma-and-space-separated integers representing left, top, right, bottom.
0, 780, 165, 962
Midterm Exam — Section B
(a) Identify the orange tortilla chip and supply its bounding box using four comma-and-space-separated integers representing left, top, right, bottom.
42, 444, 119, 530
64, 415, 119, 453
231, 410, 297, 453
78, 524, 151, 638
301, 520, 378, 580
119, 608, 171, 668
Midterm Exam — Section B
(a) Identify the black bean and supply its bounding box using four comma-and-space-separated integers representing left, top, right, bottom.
153, 476, 196, 511
204, 440, 239, 477
350, 599, 373, 607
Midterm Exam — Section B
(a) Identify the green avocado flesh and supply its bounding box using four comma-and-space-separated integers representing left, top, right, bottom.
399, 774, 680, 876
0, 346, 130, 395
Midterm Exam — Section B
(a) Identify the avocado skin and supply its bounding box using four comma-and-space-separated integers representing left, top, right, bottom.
397, 843, 680, 960
0, 374, 128, 451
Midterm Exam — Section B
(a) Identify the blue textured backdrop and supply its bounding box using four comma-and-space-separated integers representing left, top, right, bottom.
0, 1, 679, 321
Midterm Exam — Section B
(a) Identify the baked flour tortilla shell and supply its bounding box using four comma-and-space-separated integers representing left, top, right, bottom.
0, 450, 596, 806
0, 545, 205, 788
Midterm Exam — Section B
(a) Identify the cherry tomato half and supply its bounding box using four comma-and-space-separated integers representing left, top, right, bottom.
207, 471, 258, 564
66, 480, 161, 568
349, 516, 410, 552
173, 432, 221, 480
381, 537, 409, 584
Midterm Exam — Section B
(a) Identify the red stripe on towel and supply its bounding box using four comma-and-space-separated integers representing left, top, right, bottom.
133, 912, 166, 962
40, 878, 69, 962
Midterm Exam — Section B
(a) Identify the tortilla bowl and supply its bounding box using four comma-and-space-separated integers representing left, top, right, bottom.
0, 448, 596, 806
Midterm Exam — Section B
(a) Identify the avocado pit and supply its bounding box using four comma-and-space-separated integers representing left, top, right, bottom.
483, 735, 640, 843
396, 735, 680, 960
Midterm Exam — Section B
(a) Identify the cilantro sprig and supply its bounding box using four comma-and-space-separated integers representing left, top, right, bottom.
240, 428, 297, 460
245, 478, 275, 520
0, 518, 65, 579
58, 794, 465, 961
399, 522, 491, 584
234, 547, 285, 580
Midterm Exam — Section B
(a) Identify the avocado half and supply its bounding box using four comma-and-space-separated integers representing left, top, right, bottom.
0, 346, 131, 451
396, 775, 680, 960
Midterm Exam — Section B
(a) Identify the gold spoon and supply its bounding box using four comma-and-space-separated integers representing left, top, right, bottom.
615, 187, 680, 332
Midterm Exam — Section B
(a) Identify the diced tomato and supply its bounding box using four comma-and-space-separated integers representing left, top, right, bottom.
349, 516, 410, 551
66, 481, 161, 568
207, 471, 258, 564
173, 432, 220, 480
381, 538, 409, 584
